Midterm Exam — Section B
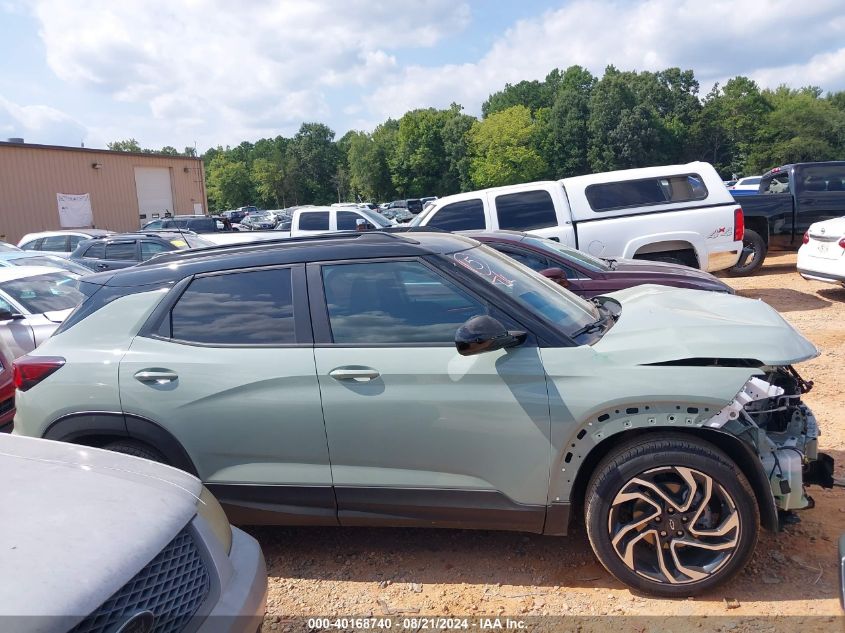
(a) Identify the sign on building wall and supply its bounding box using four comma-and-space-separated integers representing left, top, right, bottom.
57, 193, 93, 227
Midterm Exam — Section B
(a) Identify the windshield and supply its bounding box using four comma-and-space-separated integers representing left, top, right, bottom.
9, 255, 91, 276
359, 208, 393, 228
409, 206, 431, 226
443, 245, 598, 335
0, 272, 85, 313
522, 236, 610, 272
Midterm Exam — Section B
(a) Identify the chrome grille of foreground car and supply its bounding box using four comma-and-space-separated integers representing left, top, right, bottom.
69, 527, 210, 633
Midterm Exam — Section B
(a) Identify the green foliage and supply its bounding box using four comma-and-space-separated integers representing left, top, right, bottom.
206, 153, 254, 211
468, 105, 548, 188
107, 138, 142, 152
746, 86, 845, 172
113, 64, 844, 211
545, 65, 596, 177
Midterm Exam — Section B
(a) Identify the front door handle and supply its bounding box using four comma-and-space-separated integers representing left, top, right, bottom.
328, 367, 380, 381
134, 369, 178, 384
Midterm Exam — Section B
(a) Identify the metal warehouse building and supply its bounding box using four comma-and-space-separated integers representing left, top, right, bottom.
0, 141, 207, 244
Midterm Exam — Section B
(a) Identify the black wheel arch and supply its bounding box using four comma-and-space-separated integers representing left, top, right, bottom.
44, 412, 198, 477
568, 427, 779, 533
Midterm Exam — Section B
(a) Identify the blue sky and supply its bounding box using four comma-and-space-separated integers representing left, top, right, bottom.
2, 0, 845, 152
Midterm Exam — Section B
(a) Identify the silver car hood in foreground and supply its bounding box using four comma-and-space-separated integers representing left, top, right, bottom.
0, 435, 201, 629
594, 285, 818, 366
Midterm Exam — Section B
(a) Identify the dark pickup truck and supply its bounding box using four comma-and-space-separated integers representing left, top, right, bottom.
729, 161, 845, 274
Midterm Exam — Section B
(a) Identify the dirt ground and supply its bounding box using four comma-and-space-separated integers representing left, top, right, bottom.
252, 251, 845, 631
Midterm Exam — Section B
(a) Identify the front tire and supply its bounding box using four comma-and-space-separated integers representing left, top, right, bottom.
584, 434, 759, 597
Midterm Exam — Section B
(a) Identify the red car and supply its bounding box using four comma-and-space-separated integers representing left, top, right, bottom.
466, 231, 734, 297
0, 340, 14, 432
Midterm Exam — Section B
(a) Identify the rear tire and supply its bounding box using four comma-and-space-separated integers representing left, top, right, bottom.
727, 229, 766, 276
102, 440, 167, 464
584, 434, 759, 597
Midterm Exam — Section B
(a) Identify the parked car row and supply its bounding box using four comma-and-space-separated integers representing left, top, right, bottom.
6, 228, 832, 600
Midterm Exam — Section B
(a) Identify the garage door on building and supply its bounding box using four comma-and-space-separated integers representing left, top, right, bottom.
134, 167, 174, 222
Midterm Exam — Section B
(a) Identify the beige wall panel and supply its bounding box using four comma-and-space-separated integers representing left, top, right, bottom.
0, 144, 207, 243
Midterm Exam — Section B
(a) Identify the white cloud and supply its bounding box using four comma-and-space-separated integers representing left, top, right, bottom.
15, 0, 845, 149
29, 0, 471, 148
366, 0, 845, 120
0, 95, 86, 145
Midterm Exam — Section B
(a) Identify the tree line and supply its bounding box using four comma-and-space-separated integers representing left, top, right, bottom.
109, 65, 845, 211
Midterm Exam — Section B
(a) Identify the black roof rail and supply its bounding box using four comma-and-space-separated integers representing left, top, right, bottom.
140, 229, 425, 265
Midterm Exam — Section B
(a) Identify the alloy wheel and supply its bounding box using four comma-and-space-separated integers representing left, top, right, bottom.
607, 466, 740, 585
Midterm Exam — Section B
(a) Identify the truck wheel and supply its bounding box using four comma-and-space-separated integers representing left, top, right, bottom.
727, 229, 766, 276
102, 439, 168, 464
584, 434, 759, 597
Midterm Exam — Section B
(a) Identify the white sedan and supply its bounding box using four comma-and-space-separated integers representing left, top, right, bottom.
797, 217, 845, 287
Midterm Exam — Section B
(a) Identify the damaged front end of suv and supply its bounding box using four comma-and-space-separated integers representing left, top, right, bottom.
547, 284, 835, 596
704, 364, 834, 518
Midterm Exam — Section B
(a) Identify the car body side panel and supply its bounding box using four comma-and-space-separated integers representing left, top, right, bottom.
12, 290, 166, 438
537, 346, 761, 503
118, 337, 331, 488
314, 345, 552, 507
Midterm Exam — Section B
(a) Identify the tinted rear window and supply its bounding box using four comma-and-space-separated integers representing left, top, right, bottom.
586, 174, 708, 211
495, 190, 557, 231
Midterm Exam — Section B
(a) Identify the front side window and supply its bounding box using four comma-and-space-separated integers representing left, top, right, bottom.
495, 190, 557, 231
68, 236, 85, 250
522, 236, 610, 272
586, 174, 708, 211
0, 272, 84, 313
426, 199, 485, 231
337, 211, 372, 231
20, 240, 41, 251
322, 260, 487, 344
41, 236, 69, 252
105, 241, 137, 261
170, 268, 295, 345
496, 247, 552, 272
83, 242, 105, 259
299, 212, 330, 231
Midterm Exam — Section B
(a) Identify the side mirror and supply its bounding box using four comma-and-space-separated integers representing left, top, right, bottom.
0, 308, 24, 321
539, 267, 570, 287
455, 315, 527, 356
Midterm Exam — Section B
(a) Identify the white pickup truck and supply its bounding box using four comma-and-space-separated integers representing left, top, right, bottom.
410, 162, 744, 271
202, 206, 395, 246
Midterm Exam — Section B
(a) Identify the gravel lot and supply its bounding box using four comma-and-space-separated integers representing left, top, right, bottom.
252, 251, 845, 631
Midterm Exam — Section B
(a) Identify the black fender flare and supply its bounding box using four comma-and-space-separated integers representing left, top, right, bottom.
44, 412, 198, 477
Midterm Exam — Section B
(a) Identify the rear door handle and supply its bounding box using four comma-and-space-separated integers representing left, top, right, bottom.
134, 369, 178, 384
95, 263, 108, 269
328, 367, 380, 381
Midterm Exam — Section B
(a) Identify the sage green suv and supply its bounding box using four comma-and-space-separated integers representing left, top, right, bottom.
12, 232, 832, 596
